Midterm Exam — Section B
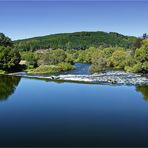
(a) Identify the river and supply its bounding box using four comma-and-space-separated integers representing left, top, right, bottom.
0, 63, 148, 146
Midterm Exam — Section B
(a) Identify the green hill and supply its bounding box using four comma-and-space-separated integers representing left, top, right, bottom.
14, 31, 137, 51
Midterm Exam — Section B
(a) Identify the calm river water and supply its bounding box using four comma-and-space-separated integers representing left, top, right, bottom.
0, 74, 148, 146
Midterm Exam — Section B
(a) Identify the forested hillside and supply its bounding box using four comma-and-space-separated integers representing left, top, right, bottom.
14, 31, 137, 51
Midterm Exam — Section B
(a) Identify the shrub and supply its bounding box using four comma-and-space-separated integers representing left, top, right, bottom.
58, 62, 74, 71
28, 65, 60, 74
142, 62, 148, 72
111, 49, 126, 69
28, 63, 74, 74
89, 57, 107, 73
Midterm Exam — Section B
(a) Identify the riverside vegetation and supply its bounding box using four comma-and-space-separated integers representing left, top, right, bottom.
0, 32, 148, 74
0, 33, 21, 74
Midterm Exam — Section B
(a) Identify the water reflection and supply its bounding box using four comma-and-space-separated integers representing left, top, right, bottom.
136, 86, 148, 101
0, 74, 148, 103
0, 75, 21, 101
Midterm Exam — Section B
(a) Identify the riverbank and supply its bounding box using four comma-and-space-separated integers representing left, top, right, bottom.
7, 71, 148, 86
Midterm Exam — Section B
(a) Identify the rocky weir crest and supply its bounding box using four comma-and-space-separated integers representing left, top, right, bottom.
7, 71, 148, 86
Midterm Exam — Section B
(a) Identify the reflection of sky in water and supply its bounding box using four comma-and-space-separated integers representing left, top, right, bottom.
0, 76, 148, 146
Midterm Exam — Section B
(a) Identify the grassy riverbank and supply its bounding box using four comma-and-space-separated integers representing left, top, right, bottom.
25, 63, 75, 74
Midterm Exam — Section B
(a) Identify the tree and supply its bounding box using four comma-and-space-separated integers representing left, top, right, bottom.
89, 49, 107, 73
37, 49, 67, 66
0, 33, 12, 47
134, 38, 142, 49
76, 50, 87, 63
85, 47, 98, 63
0, 33, 21, 71
125, 39, 148, 73
134, 39, 148, 73
24, 51, 38, 68
0, 46, 21, 70
111, 49, 126, 69
89, 57, 107, 73
103, 47, 115, 66
103, 47, 115, 58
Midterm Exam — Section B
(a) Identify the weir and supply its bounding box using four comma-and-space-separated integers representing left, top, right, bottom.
7, 71, 148, 86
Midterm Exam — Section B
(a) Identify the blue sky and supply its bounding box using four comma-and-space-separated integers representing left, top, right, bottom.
0, 1, 148, 40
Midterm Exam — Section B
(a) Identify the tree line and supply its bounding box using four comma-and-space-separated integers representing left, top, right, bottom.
14, 31, 137, 51
21, 38, 148, 74
0, 32, 147, 74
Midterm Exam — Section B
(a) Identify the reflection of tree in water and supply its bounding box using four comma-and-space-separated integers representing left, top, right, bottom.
0, 76, 21, 101
136, 86, 148, 101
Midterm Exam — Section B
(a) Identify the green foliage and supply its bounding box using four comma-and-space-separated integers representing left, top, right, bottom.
111, 49, 126, 69
102, 47, 115, 66
28, 63, 74, 74
57, 62, 74, 71
14, 31, 137, 51
0, 46, 21, 70
14, 31, 145, 74
0, 33, 12, 47
89, 57, 107, 73
37, 49, 67, 66
135, 46, 147, 62
21, 49, 75, 74
85, 47, 99, 63
20, 41, 148, 74
87, 43, 147, 74
21, 51, 37, 68
125, 54, 135, 67
28, 65, 60, 74
133, 39, 148, 73
142, 62, 148, 71
91, 49, 104, 63
125, 63, 142, 73
65, 52, 75, 64
76, 50, 87, 63
133, 38, 142, 49
88, 48, 107, 73
1, 32, 147, 74
132, 63, 143, 72
142, 39, 148, 46
0, 33, 21, 71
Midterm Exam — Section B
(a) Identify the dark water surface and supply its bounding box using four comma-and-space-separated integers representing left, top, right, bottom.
62, 63, 90, 75
0, 75, 148, 147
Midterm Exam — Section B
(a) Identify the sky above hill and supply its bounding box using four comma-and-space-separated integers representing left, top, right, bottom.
0, 1, 148, 40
